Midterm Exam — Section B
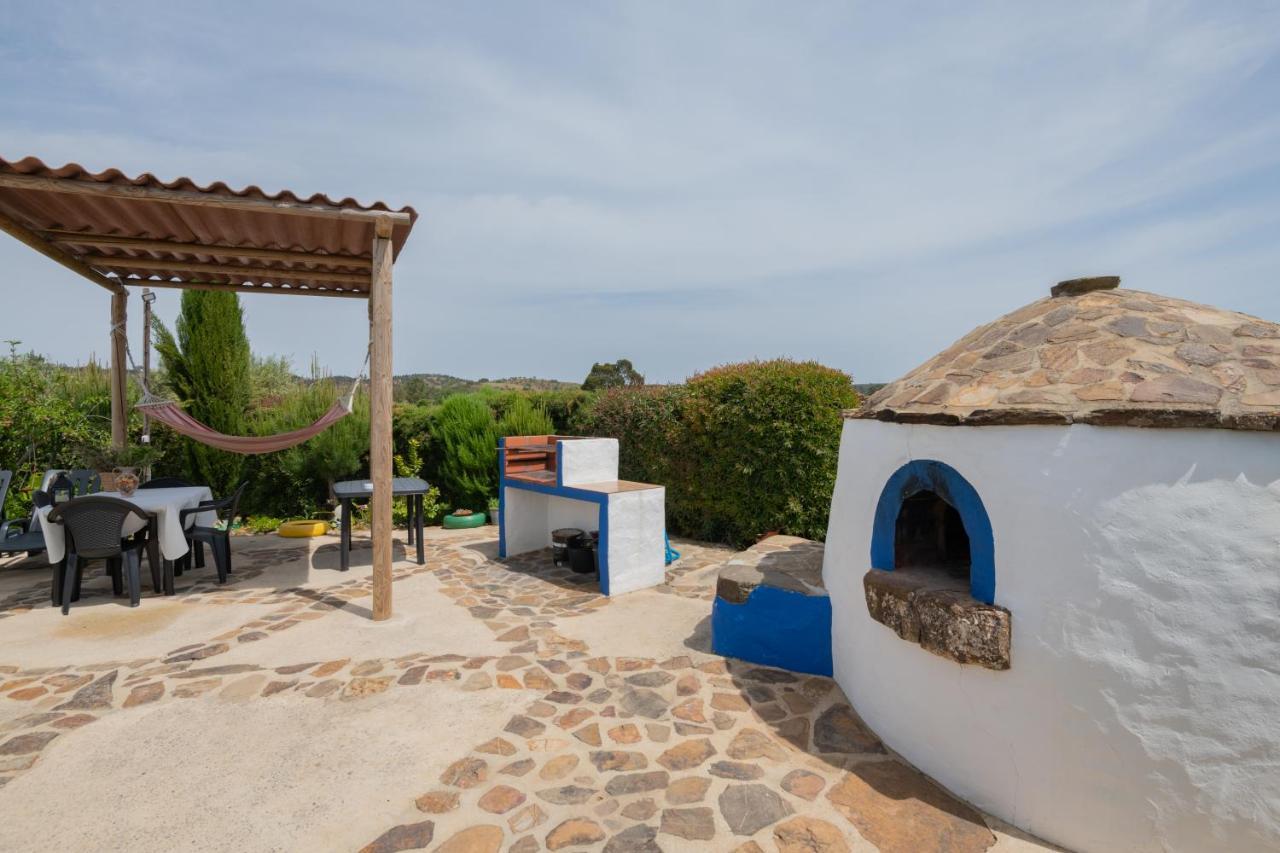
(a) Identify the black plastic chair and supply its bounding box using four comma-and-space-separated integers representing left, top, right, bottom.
48, 496, 152, 614
38, 469, 69, 493
69, 469, 101, 496
0, 485, 48, 559
0, 469, 12, 531
179, 483, 245, 584
139, 477, 193, 490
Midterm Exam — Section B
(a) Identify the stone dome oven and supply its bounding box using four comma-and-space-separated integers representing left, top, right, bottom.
823, 277, 1280, 853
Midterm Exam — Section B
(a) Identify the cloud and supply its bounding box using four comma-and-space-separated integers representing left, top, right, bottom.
2, 1, 1279, 383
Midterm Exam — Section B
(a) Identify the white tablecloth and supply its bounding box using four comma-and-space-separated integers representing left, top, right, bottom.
38, 486, 216, 563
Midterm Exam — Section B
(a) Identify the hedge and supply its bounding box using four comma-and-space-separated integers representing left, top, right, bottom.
573, 359, 856, 547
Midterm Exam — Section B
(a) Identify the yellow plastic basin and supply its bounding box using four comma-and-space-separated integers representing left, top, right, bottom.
277, 520, 329, 538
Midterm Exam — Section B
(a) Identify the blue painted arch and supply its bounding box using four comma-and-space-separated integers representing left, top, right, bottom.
870, 459, 996, 604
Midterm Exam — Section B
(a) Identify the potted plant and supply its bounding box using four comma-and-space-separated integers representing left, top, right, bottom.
77, 443, 161, 495
487, 497, 499, 525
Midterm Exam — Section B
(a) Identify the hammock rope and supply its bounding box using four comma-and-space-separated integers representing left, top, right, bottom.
112, 320, 369, 455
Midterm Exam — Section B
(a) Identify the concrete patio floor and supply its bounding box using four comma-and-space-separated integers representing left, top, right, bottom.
0, 528, 1057, 853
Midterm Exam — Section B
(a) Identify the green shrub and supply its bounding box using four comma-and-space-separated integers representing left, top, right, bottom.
392, 390, 595, 510
392, 485, 444, 527
244, 515, 285, 535
435, 395, 498, 508
0, 345, 128, 520
570, 385, 687, 487
262, 368, 368, 502
472, 388, 592, 433
683, 360, 855, 544
526, 389, 594, 432
496, 395, 555, 438
576, 359, 856, 546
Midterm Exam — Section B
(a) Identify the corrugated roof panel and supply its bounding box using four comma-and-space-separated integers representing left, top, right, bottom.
0, 155, 418, 298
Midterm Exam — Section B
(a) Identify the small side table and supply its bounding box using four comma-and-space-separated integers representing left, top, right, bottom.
333, 477, 429, 571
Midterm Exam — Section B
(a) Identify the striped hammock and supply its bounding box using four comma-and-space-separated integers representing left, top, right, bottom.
137, 397, 352, 455
117, 319, 366, 455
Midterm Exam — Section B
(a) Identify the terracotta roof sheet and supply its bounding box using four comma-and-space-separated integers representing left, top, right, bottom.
853, 280, 1280, 431
0, 155, 417, 297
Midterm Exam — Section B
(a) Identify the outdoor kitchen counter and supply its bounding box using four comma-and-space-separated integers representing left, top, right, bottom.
499, 437, 666, 596
560, 480, 660, 494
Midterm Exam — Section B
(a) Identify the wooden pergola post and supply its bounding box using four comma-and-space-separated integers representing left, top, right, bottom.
110, 289, 128, 451
369, 217, 395, 620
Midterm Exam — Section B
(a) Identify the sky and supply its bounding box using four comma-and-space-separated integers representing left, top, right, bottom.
2, 1, 1280, 385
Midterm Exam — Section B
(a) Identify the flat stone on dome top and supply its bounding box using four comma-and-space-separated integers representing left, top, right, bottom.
1051, 276, 1120, 298
853, 285, 1280, 430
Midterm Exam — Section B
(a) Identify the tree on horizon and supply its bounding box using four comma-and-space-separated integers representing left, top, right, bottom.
582, 358, 644, 391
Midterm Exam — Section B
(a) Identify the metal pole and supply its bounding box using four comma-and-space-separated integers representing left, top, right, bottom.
141, 288, 155, 439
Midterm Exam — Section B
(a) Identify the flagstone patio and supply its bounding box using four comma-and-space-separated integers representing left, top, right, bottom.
0, 528, 1056, 853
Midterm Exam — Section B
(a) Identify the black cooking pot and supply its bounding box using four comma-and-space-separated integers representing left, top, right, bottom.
566, 531, 599, 575
551, 528, 583, 567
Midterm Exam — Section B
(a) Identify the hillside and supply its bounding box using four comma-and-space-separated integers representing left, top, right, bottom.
325, 372, 581, 404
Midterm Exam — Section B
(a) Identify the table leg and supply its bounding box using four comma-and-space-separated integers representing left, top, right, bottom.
340, 498, 351, 571
415, 494, 425, 565
109, 557, 124, 597
406, 495, 414, 547
50, 558, 65, 606
146, 533, 162, 594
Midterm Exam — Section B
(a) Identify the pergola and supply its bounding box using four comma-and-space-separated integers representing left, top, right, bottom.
0, 156, 417, 620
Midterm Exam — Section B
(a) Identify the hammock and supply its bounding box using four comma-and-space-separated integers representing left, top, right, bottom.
138, 397, 353, 455
118, 319, 367, 455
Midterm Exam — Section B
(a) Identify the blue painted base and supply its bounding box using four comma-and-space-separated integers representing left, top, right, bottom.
712, 585, 833, 677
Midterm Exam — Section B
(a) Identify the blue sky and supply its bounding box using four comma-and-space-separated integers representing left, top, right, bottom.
2, 1, 1279, 384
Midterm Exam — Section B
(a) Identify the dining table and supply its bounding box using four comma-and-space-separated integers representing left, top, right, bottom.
333, 477, 429, 570
37, 486, 217, 596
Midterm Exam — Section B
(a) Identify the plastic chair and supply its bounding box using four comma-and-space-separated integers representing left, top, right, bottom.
39, 469, 67, 489
0, 488, 49, 560
0, 469, 12, 530
69, 469, 101, 496
179, 483, 246, 584
139, 477, 193, 490
48, 496, 152, 614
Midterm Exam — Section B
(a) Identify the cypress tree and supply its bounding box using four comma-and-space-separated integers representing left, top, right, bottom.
436, 395, 498, 508
154, 290, 251, 495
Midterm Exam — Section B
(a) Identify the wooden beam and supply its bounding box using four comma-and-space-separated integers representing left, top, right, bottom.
44, 230, 373, 270
0, 173, 413, 225
84, 255, 372, 286
119, 278, 368, 299
110, 290, 128, 451
369, 218, 395, 621
0, 208, 126, 295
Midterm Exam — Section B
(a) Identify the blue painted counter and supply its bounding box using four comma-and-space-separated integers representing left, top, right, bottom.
712, 584, 833, 677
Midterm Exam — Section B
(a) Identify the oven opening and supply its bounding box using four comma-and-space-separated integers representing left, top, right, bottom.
894, 490, 970, 585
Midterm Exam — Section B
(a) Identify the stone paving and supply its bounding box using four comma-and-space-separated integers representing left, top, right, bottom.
0, 528, 1054, 853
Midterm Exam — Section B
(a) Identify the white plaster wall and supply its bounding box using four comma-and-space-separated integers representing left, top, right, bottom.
547, 494, 602, 537
605, 487, 667, 595
504, 487, 601, 556
825, 420, 1280, 853
501, 486, 549, 555
559, 438, 619, 486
